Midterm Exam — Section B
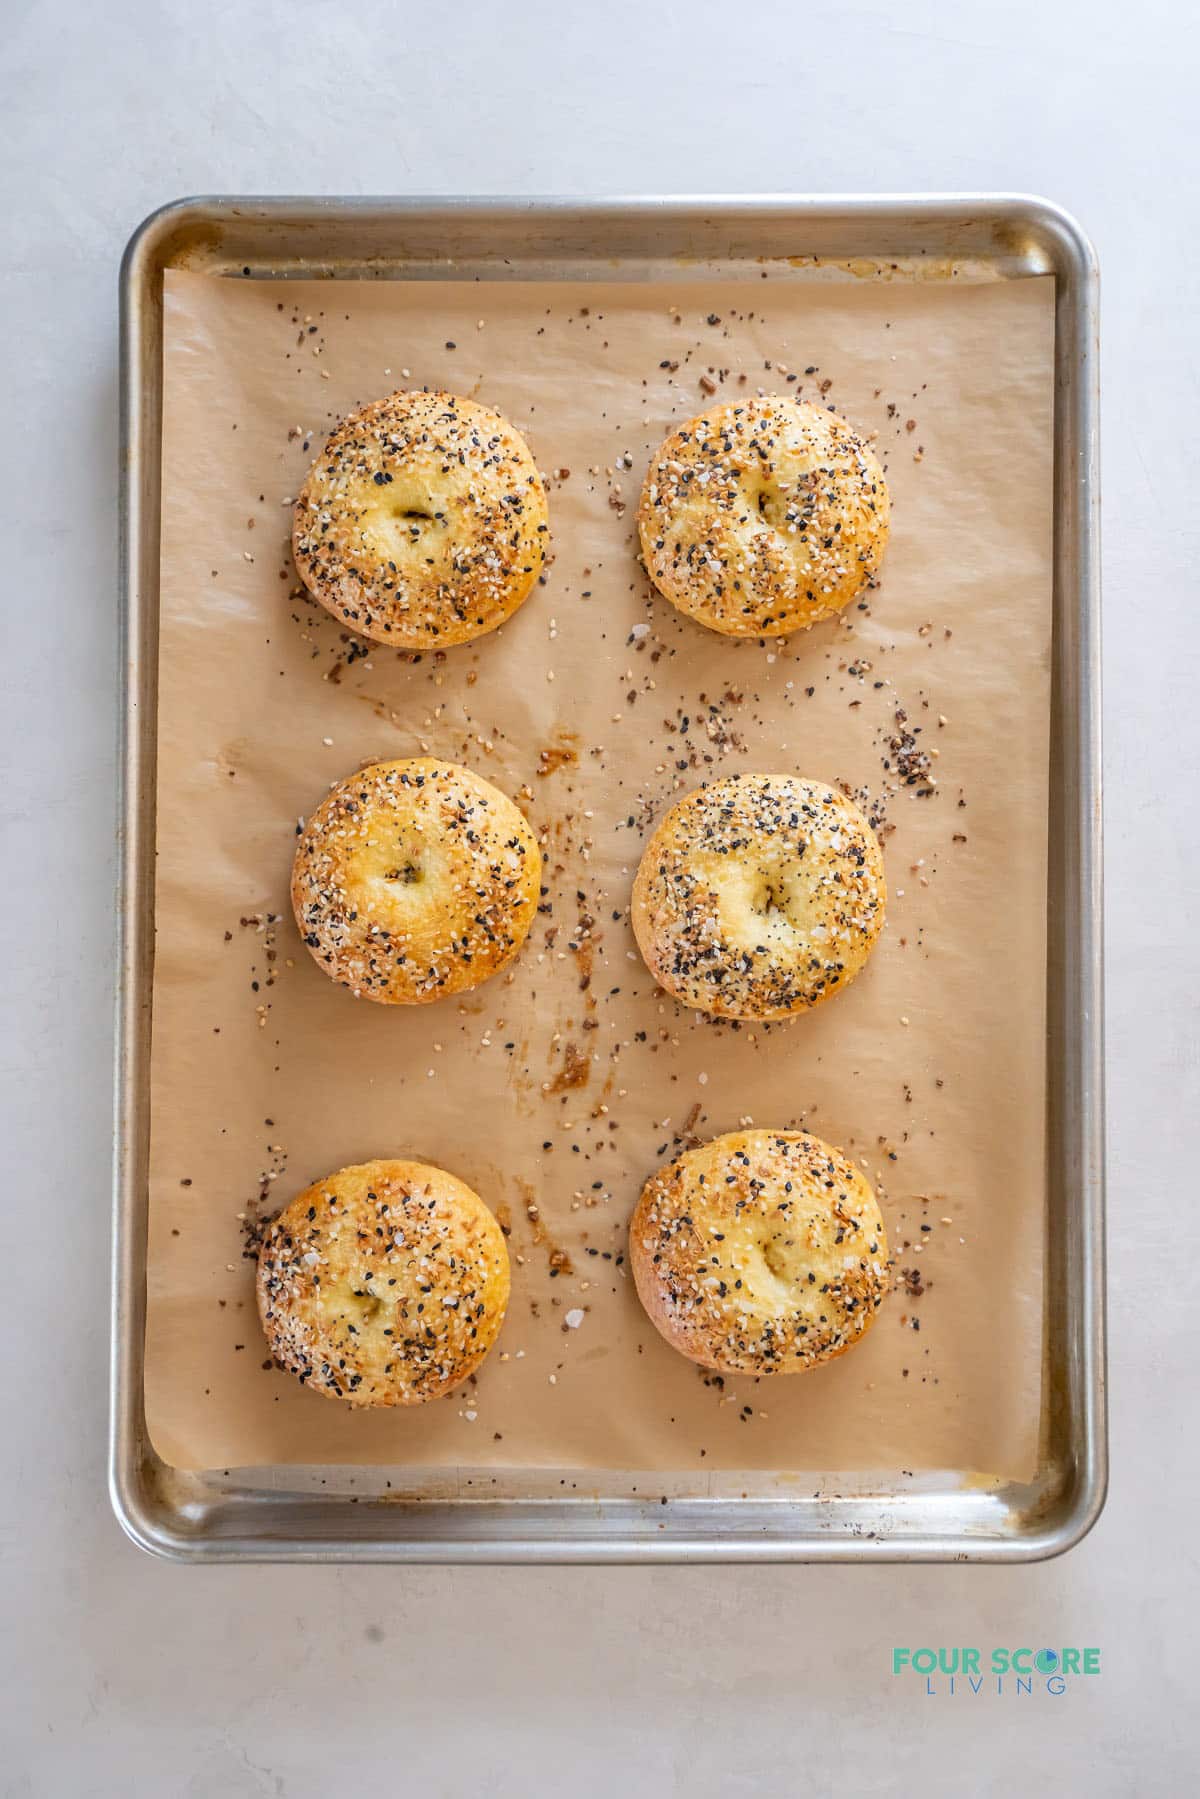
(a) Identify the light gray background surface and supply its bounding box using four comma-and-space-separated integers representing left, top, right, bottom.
2, 0, 1196, 1792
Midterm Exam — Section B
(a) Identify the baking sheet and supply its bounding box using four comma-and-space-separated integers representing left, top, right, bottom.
146, 268, 1053, 1478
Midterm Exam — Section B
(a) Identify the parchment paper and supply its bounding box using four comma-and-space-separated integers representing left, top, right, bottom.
146, 268, 1054, 1478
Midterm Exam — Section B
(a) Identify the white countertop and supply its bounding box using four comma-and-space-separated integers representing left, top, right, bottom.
2, 0, 1196, 1790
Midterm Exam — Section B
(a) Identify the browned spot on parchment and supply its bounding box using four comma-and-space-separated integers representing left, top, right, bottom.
543, 1040, 591, 1095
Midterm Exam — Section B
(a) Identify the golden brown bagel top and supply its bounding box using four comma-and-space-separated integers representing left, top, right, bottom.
293, 389, 549, 648
257, 1158, 510, 1406
630, 1130, 889, 1375
632, 773, 886, 1020
638, 396, 888, 635
292, 758, 541, 1005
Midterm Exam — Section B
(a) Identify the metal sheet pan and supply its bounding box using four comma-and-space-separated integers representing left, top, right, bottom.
112, 195, 1104, 1562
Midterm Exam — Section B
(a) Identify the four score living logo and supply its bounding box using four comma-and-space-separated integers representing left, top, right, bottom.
893, 1646, 1101, 1696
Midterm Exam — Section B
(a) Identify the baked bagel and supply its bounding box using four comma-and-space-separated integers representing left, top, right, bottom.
630, 1130, 889, 1375
639, 396, 888, 635
292, 758, 541, 1004
632, 773, 886, 1021
293, 389, 549, 648
257, 1158, 510, 1406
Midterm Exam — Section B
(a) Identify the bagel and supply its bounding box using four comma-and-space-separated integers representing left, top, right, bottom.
257, 1158, 510, 1406
293, 389, 549, 648
630, 1130, 889, 1375
292, 757, 541, 1004
639, 395, 888, 635
632, 772, 886, 1020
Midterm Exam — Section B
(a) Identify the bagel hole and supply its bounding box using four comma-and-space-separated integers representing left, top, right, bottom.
385, 860, 424, 886
761, 1238, 790, 1280
755, 878, 787, 921
336, 1283, 384, 1325
752, 481, 808, 534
